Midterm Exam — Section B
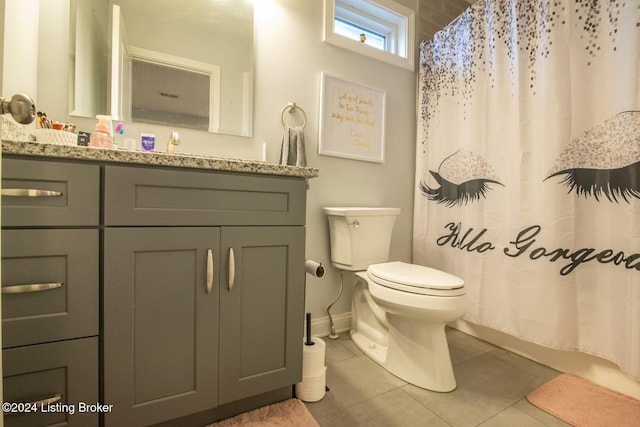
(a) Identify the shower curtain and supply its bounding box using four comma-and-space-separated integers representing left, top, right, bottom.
414, 0, 640, 379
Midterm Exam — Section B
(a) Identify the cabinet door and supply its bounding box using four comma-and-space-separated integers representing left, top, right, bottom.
219, 226, 305, 404
104, 227, 220, 427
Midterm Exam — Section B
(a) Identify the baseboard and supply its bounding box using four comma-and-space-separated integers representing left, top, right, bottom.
307, 313, 351, 338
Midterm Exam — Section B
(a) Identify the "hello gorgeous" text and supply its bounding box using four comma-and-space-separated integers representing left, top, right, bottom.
437, 222, 640, 276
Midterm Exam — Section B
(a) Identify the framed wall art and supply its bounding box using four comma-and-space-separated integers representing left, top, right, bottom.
318, 73, 386, 163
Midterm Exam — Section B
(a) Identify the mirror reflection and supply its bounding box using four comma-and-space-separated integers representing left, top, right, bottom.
111, 0, 253, 136
39, 0, 254, 137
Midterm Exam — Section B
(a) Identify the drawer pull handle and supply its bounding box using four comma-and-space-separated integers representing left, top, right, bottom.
206, 249, 214, 295
3, 393, 63, 415
2, 282, 63, 294
228, 248, 235, 290
1, 188, 63, 197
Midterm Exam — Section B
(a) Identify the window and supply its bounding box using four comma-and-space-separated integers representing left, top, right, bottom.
324, 0, 415, 70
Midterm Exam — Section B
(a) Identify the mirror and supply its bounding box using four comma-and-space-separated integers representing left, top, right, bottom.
35, 0, 254, 137
69, 0, 110, 118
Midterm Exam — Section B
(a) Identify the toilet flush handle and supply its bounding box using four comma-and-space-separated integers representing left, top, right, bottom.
349, 220, 360, 228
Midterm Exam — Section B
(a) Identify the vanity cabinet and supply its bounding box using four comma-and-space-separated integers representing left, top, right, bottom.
103, 226, 305, 425
1, 158, 100, 427
1, 155, 309, 427
102, 165, 306, 426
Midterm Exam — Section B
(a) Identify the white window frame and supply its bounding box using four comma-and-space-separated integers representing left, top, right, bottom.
324, 0, 415, 71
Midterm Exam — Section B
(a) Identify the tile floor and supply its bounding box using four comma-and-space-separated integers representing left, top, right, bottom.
304, 328, 571, 426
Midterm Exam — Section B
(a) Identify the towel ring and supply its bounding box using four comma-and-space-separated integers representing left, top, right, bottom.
280, 102, 307, 129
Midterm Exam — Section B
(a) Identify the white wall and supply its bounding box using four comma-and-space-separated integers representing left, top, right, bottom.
2, 0, 38, 97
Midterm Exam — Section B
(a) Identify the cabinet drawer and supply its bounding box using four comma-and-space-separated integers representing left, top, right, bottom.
1, 158, 100, 227
2, 229, 99, 348
3, 337, 99, 427
104, 165, 306, 226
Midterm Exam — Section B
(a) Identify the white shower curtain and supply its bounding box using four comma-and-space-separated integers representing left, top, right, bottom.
414, 0, 640, 379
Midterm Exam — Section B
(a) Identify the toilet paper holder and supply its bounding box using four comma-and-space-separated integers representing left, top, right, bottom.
305, 312, 314, 346
305, 260, 324, 278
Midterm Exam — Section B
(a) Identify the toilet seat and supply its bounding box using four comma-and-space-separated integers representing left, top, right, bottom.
368, 261, 465, 297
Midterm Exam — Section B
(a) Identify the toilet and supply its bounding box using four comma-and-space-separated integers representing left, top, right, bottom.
323, 207, 467, 392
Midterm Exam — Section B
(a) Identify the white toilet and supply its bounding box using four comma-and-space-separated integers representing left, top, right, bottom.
323, 207, 467, 392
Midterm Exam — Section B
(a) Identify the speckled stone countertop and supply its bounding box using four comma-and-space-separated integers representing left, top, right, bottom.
2, 140, 320, 179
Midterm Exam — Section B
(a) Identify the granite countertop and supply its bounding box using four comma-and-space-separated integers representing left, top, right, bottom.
2, 140, 320, 179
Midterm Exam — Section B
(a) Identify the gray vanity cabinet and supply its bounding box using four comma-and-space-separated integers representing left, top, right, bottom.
102, 165, 306, 426
1, 156, 308, 427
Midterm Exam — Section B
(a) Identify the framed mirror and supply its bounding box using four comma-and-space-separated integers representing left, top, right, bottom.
29, 0, 254, 137
110, 0, 253, 136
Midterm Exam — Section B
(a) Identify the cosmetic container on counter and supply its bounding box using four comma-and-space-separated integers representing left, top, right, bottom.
141, 133, 155, 152
89, 115, 114, 149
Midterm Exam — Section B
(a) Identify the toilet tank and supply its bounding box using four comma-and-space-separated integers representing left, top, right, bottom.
323, 207, 401, 271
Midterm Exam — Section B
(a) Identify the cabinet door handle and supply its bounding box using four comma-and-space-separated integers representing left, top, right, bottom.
1, 188, 63, 197
2, 282, 63, 294
228, 248, 235, 290
3, 393, 62, 415
206, 249, 214, 295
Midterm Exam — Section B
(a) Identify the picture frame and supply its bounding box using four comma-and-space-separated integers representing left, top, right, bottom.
318, 73, 386, 163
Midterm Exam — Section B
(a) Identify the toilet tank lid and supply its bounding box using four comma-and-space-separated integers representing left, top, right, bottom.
323, 207, 401, 216
368, 261, 464, 290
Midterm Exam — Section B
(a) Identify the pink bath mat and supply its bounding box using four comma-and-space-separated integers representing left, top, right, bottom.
527, 374, 640, 427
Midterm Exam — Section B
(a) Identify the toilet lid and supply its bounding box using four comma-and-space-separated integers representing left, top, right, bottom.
368, 261, 465, 296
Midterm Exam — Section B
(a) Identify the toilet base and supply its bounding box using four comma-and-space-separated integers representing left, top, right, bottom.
350, 316, 457, 392
350, 275, 461, 392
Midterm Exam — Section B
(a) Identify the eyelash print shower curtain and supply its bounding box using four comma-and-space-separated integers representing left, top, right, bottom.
414, 0, 640, 379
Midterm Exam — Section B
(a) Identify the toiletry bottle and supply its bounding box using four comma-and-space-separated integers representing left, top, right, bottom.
141, 133, 155, 152
114, 122, 124, 149
89, 115, 114, 148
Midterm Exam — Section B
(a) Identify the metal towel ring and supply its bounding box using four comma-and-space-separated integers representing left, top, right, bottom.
280, 102, 307, 129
